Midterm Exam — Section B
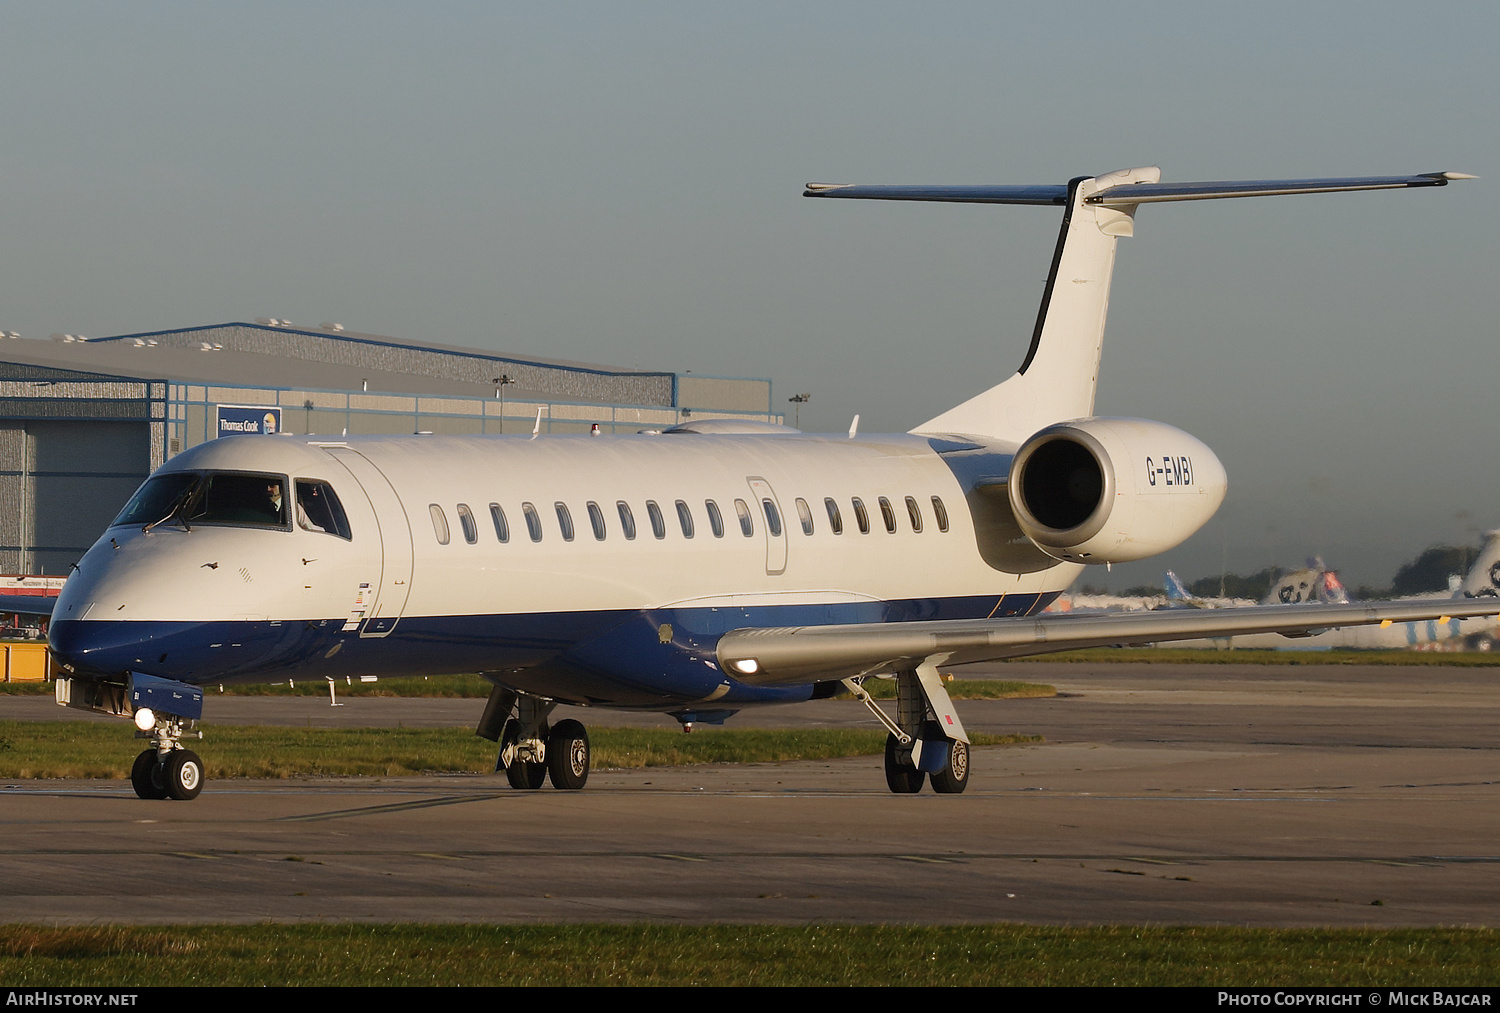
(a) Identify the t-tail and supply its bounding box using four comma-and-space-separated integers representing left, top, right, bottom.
1164, 570, 1193, 601
1459, 530, 1500, 599
806, 169, 1475, 443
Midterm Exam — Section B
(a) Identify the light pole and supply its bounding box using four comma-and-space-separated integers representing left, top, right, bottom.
787, 392, 810, 429
493, 375, 516, 433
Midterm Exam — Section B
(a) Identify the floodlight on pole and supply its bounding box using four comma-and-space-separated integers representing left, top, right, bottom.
493, 375, 516, 433
788, 392, 811, 428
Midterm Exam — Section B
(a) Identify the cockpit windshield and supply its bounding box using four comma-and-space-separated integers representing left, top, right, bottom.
188, 473, 290, 528
113, 471, 290, 530
114, 470, 354, 538
113, 472, 200, 528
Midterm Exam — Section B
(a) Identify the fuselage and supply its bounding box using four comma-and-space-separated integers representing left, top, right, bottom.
49, 430, 1081, 709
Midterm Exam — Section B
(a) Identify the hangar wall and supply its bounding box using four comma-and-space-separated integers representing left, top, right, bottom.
0, 366, 163, 573
0, 323, 779, 573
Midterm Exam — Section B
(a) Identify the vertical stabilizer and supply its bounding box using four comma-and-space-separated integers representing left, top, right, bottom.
913, 166, 1159, 441
1460, 530, 1500, 599
805, 167, 1469, 444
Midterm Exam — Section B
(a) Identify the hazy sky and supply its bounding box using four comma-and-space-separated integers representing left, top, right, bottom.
0, 1, 1494, 590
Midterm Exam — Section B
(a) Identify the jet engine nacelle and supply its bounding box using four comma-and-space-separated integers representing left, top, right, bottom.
1008, 417, 1227, 564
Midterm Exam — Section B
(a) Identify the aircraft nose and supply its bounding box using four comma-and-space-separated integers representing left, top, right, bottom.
50, 619, 135, 676
48, 619, 195, 678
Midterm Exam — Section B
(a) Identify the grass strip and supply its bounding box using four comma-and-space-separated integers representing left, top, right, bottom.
2, 673, 1057, 698
0, 722, 1038, 779
0, 673, 499, 697
843, 678, 1054, 700
0, 924, 1495, 986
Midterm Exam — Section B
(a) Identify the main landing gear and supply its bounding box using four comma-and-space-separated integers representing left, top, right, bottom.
129, 710, 204, 800
845, 659, 971, 795
478, 684, 591, 791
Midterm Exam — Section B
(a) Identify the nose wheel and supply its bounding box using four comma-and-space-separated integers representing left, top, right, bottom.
127, 708, 205, 801
130, 747, 204, 800
130, 749, 167, 800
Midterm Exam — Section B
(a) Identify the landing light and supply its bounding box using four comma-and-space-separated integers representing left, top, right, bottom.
133, 707, 155, 731
731, 659, 759, 675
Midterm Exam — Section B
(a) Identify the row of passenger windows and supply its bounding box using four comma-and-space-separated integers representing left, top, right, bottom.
428, 495, 951, 546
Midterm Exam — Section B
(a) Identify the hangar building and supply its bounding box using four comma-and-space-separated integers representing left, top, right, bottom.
0, 321, 778, 574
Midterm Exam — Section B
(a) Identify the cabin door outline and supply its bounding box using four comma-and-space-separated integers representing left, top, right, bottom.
746, 476, 787, 576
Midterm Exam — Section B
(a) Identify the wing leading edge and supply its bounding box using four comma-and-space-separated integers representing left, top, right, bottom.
0, 595, 57, 618
717, 599, 1500, 686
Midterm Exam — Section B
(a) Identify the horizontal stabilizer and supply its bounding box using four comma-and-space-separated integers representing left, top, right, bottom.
804, 183, 1067, 205
718, 598, 1500, 686
805, 173, 1474, 207
1088, 172, 1475, 206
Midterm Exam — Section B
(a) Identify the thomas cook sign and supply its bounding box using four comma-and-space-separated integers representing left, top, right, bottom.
215, 405, 282, 438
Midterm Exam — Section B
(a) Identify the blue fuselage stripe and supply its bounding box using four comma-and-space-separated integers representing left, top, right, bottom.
51, 592, 1054, 708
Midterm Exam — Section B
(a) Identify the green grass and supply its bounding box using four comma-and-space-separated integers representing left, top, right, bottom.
843, 678, 1054, 700
214, 673, 498, 696
0, 674, 498, 697
0, 721, 1038, 779
0, 924, 1494, 986
1005, 647, 1500, 666
4, 674, 1057, 698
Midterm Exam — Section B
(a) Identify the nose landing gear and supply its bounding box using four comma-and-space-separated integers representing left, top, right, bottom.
130, 745, 204, 801
128, 710, 204, 800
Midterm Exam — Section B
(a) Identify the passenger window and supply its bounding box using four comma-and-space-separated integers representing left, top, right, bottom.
931, 496, 949, 533
795, 497, 814, 535
852, 497, 870, 534
878, 496, 897, 533
617, 501, 636, 540
555, 502, 575, 542
294, 479, 351, 539
456, 503, 478, 544
675, 500, 694, 538
734, 499, 753, 537
646, 500, 666, 539
824, 497, 843, 535
905, 496, 923, 533
522, 502, 542, 542
587, 501, 607, 541
762, 499, 782, 537
705, 499, 724, 538
490, 503, 509, 542
429, 504, 450, 545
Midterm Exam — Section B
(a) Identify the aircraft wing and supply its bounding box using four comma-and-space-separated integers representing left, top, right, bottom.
717, 599, 1500, 687
0, 595, 57, 618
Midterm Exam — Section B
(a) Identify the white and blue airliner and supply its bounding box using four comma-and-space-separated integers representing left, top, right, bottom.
40, 166, 1495, 801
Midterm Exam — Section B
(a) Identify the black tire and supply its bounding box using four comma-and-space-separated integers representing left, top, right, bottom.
547, 719, 590, 790
510, 760, 546, 790
130, 749, 167, 800
164, 749, 204, 801
501, 719, 546, 790
884, 733, 924, 794
929, 739, 970, 794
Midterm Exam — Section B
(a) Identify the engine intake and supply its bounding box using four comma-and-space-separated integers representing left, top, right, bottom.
1009, 418, 1226, 564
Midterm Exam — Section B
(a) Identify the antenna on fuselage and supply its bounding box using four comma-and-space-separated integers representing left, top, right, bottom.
531, 407, 543, 439
848, 414, 860, 439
